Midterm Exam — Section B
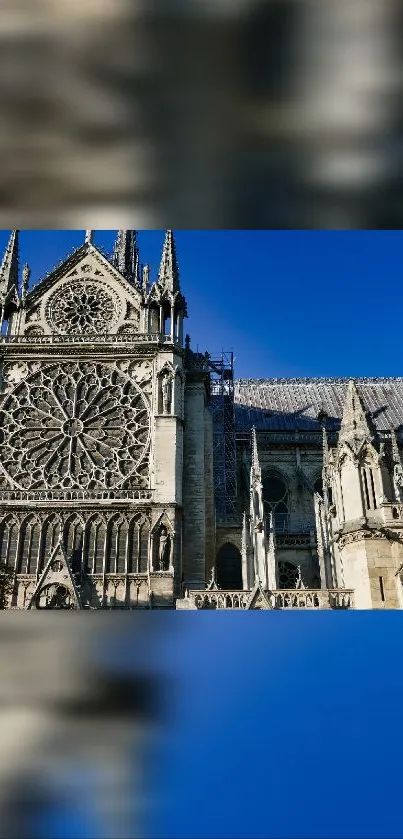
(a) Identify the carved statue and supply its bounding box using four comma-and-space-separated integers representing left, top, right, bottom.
158, 526, 170, 571
393, 464, 403, 501
295, 566, 306, 590
161, 373, 172, 415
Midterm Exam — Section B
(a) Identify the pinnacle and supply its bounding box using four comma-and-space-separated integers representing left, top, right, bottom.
158, 230, 180, 294
0, 230, 19, 296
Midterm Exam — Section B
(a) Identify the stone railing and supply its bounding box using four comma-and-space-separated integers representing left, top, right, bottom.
185, 588, 354, 610
0, 488, 152, 502
0, 333, 179, 346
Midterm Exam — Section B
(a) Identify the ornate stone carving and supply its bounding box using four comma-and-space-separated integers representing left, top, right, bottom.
46, 280, 121, 335
36, 583, 75, 609
161, 372, 172, 415
3, 362, 28, 385
0, 361, 150, 491
50, 559, 63, 572
158, 527, 171, 570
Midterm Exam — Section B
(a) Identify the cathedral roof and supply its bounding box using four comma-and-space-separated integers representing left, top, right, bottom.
233, 378, 403, 433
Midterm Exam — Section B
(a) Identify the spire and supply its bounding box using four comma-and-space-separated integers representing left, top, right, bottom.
0, 230, 19, 298
338, 379, 372, 454
158, 230, 180, 294
251, 427, 261, 481
142, 264, 150, 293
112, 230, 140, 284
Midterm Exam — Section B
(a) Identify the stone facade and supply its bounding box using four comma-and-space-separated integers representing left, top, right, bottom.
0, 231, 402, 609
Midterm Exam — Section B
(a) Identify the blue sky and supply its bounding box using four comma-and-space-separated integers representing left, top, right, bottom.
0, 229, 401, 378
148, 612, 403, 839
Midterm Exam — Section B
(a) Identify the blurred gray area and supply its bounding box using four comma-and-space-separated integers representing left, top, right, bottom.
0, 0, 403, 227
0, 613, 164, 839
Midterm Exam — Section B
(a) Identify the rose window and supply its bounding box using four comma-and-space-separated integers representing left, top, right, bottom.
36, 584, 75, 609
0, 362, 150, 491
278, 561, 299, 589
46, 280, 121, 334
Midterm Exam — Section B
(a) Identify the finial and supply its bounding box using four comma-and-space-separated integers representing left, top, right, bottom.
158, 230, 180, 293
295, 566, 306, 590
22, 263, 31, 297
251, 427, 260, 473
206, 566, 220, 591
85, 230, 94, 244
142, 264, 150, 292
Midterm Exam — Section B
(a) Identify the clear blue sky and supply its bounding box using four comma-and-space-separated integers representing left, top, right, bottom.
1, 229, 401, 378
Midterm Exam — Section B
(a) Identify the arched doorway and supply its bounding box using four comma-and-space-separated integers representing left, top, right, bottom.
36, 584, 76, 609
216, 543, 242, 590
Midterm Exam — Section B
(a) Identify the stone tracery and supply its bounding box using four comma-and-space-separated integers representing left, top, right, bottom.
46, 280, 121, 334
0, 361, 150, 491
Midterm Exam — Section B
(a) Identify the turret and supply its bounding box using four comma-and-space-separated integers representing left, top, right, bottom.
144, 231, 186, 345
331, 380, 403, 608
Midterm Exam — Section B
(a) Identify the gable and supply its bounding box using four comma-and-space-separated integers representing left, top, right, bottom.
26, 542, 82, 610
247, 582, 273, 610
22, 244, 143, 337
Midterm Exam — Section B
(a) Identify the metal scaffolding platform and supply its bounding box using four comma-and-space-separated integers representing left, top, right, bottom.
208, 351, 238, 522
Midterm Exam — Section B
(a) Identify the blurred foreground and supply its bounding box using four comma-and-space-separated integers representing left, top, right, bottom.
1, 0, 403, 228
0, 613, 166, 839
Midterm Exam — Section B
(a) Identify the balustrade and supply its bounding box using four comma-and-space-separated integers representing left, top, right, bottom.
189, 588, 354, 610
0, 333, 179, 346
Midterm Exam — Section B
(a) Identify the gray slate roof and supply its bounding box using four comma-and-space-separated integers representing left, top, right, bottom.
234, 378, 403, 433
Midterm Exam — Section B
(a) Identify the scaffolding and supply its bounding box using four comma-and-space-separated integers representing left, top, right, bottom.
208, 351, 238, 522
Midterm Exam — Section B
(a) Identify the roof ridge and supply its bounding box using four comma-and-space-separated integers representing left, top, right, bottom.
235, 377, 403, 385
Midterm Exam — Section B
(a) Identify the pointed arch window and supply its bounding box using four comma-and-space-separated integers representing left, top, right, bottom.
361, 463, 377, 511
139, 519, 150, 573
85, 517, 106, 574
40, 516, 61, 573
127, 517, 140, 573
278, 561, 298, 590
17, 516, 41, 575
106, 516, 128, 574
64, 517, 84, 575
216, 542, 242, 590
0, 517, 19, 570
263, 475, 289, 531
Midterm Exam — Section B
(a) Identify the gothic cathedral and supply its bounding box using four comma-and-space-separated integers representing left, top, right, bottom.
0, 230, 403, 610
